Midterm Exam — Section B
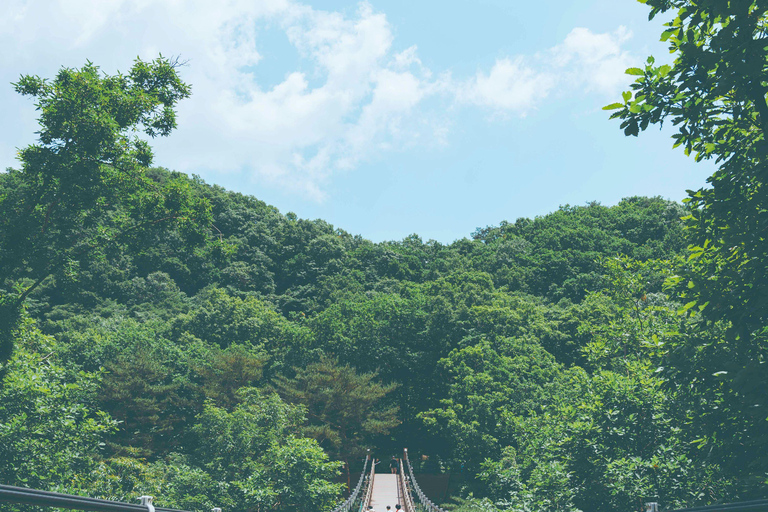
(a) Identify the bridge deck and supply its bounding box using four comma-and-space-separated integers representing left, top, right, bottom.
370, 473, 402, 511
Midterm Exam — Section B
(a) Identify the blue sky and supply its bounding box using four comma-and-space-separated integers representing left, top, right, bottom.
0, 0, 713, 242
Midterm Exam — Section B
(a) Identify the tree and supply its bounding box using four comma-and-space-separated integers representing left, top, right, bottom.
188, 389, 342, 512
170, 287, 313, 375
274, 356, 399, 487
0, 320, 116, 490
99, 344, 199, 459
0, 57, 212, 367
606, 0, 768, 485
419, 337, 561, 475
482, 367, 732, 512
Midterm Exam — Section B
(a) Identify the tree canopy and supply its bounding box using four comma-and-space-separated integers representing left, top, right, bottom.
607, 0, 768, 483
0, 57, 212, 367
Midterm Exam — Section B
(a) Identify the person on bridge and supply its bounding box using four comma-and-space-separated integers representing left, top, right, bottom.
389, 456, 398, 474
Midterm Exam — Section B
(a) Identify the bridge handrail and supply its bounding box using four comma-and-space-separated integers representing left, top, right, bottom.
402, 449, 447, 512
398, 457, 416, 512
0, 484, 197, 512
359, 453, 376, 512
332, 454, 371, 512
663, 500, 768, 512
1, 458, 374, 512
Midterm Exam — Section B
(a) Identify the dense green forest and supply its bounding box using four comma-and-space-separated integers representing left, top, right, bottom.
1, 1, 767, 511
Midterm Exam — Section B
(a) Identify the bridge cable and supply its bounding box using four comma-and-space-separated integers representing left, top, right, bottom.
359, 453, 376, 512
402, 449, 447, 512
332, 453, 372, 512
397, 457, 416, 512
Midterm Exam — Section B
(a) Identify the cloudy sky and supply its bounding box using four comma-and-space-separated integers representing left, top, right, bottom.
1, 0, 713, 242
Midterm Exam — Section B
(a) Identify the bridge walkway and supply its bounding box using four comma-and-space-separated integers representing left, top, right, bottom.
369, 473, 404, 511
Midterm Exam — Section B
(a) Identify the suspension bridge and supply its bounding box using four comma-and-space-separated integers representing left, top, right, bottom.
334, 449, 443, 512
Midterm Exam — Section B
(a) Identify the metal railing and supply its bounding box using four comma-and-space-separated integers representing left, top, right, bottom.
1, 458, 376, 512
398, 457, 416, 512
359, 452, 376, 512
647, 500, 768, 512
402, 449, 446, 512
332, 454, 372, 512
1, 456, 373, 512
0, 485, 212, 512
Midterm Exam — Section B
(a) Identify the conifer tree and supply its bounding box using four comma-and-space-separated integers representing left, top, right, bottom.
274, 356, 399, 487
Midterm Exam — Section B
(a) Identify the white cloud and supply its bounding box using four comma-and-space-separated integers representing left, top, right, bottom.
458, 27, 635, 115
0, 1, 636, 200
460, 57, 556, 115
553, 26, 635, 94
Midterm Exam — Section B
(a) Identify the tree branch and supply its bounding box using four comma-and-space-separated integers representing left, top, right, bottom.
17, 273, 50, 304
41, 200, 57, 235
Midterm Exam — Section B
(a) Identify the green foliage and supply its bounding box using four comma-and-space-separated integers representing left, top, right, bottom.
4, 51, 763, 512
53, 391, 342, 512
610, 0, 768, 485
420, 337, 561, 474
171, 287, 313, 374
189, 389, 343, 512
504, 366, 733, 512
580, 257, 679, 369
99, 343, 199, 458
275, 356, 400, 463
83, 455, 228, 511
194, 344, 266, 409
0, 57, 212, 366
472, 197, 686, 300
0, 320, 117, 489
0, 295, 23, 376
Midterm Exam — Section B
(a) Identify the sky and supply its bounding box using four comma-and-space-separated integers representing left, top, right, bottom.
0, 0, 715, 243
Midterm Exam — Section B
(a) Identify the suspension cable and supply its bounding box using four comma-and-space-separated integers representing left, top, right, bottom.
359, 453, 376, 512
398, 457, 416, 512
402, 449, 447, 512
332, 454, 372, 512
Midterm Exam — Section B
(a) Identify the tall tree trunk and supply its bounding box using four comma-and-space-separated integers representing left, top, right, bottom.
345, 458, 351, 494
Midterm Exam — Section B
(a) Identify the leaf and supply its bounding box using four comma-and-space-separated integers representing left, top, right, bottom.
677, 300, 697, 314
602, 103, 624, 111
625, 67, 645, 76
660, 29, 676, 42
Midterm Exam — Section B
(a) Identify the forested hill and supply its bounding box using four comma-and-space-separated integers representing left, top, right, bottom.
21, 168, 684, 318
4, 162, 733, 512
28, 168, 686, 321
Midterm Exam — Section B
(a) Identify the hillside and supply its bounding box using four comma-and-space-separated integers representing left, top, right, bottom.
3, 163, 734, 511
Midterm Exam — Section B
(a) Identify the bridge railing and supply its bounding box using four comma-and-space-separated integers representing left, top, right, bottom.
648, 500, 768, 512
0, 485, 210, 512
332, 453, 371, 512
1, 456, 374, 512
398, 454, 768, 512
398, 457, 416, 512
402, 449, 446, 512
359, 452, 376, 512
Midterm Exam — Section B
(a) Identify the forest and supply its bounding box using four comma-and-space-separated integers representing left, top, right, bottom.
0, 1, 766, 511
